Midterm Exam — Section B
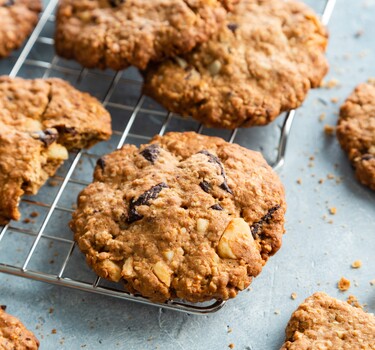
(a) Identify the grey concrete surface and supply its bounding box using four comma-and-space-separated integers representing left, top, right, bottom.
0, 0, 374, 349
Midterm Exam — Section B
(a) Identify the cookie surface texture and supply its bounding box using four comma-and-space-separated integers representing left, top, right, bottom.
337, 81, 375, 190
0, 308, 39, 350
280, 292, 375, 350
71, 132, 286, 302
143, 0, 328, 129
0, 76, 112, 224
0, 0, 42, 58
55, 0, 233, 70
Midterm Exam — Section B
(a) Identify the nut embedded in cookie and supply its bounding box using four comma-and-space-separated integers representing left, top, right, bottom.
71, 132, 286, 303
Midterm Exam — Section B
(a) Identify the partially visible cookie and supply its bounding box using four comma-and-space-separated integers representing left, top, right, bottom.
337, 81, 375, 190
0, 0, 42, 58
71, 132, 286, 303
0, 76, 112, 225
55, 0, 232, 71
280, 292, 375, 349
143, 0, 328, 129
0, 307, 39, 350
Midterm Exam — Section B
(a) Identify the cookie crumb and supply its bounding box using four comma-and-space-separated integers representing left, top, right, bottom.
49, 308, 54, 314
331, 97, 339, 103
296, 178, 302, 185
323, 78, 340, 89
329, 207, 337, 215
370, 279, 375, 286
291, 293, 297, 300
338, 277, 351, 291
228, 344, 235, 349
51, 329, 57, 334
327, 173, 335, 180
30, 211, 39, 218
274, 309, 281, 315
354, 30, 364, 38
319, 113, 326, 122
347, 295, 362, 308
318, 179, 324, 184
324, 125, 335, 135
23, 218, 31, 224
351, 260, 362, 269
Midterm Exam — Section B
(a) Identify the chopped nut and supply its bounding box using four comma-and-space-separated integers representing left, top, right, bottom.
122, 257, 134, 277
335, 330, 345, 339
208, 60, 222, 76
153, 261, 172, 286
175, 57, 188, 69
99, 259, 122, 281
324, 125, 335, 135
197, 218, 209, 233
47, 143, 69, 160
291, 292, 297, 300
351, 260, 362, 269
338, 277, 351, 291
163, 250, 174, 262
329, 207, 337, 215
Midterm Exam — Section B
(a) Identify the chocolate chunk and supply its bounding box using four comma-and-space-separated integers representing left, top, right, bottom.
210, 204, 223, 211
227, 23, 238, 33
361, 154, 375, 161
0, 305, 6, 311
199, 181, 211, 193
55, 125, 78, 136
3, 0, 14, 7
109, 0, 125, 7
251, 205, 281, 238
199, 150, 233, 194
31, 129, 58, 147
96, 157, 106, 170
127, 182, 168, 224
140, 144, 160, 164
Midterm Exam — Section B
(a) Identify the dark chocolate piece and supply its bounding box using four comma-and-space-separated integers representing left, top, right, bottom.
96, 157, 106, 170
227, 23, 238, 33
210, 204, 223, 211
199, 181, 211, 193
31, 129, 58, 147
140, 144, 160, 164
251, 205, 281, 237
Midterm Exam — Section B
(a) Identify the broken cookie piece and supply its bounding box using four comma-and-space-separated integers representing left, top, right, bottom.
0, 76, 112, 225
71, 132, 286, 302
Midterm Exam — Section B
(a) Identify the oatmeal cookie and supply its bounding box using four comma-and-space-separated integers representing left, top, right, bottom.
55, 0, 234, 71
281, 292, 375, 350
337, 81, 375, 190
0, 307, 39, 350
143, 0, 328, 129
0, 76, 112, 225
71, 132, 286, 302
0, 0, 42, 58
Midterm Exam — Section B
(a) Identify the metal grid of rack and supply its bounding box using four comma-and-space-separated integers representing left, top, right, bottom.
0, 0, 336, 314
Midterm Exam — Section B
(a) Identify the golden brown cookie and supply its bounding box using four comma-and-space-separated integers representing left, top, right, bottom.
0, 307, 39, 350
143, 0, 328, 129
55, 0, 234, 71
71, 132, 286, 303
281, 292, 375, 350
0, 76, 112, 225
337, 81, 375, 190
0, 0, 42, 58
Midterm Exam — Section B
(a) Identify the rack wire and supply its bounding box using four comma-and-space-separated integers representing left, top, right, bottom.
0, 0, 336, 314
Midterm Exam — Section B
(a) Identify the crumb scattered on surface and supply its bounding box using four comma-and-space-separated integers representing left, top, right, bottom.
48, 180, 59, 187
327, 173, 335, 180
370, 279, 375, 286
30, 211, 39, 218
291, 293, 297, 300
354, 30, 364, 38
274, 309, 281, 315
338, 277, 351, 291
322, 78, 340, 89
329, 207, 337, 215
351, 260, 362, 269
23, 218, 31, 224
228, 344, 235, 349
49, 308, 54, 314
331, 97, 339, 103
347, 295, 362, 308
51, 329, 57, 334
296, 179, 302, 185
319, 113, 326, 122
324, 124, 335, 135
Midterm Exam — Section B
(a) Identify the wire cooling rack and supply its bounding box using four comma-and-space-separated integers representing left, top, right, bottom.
0, 0, 336, 315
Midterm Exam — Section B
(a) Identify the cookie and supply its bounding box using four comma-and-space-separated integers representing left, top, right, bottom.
337, 81, 375, 190
0, 76, 112, 225
0, 307, 39, 350
55, 0, 235, 71
71, 132, 286, 303
143, 0, 328, 129
0, 0, 42, 58
280, 292, 375, 349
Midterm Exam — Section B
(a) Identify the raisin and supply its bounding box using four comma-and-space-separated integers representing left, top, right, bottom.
109, 0, 125, 7
96, 157, 106, 170
220, 181, 233, 195
227, 23, 238, 33
140, 144, 160, 164
55, 125, 78, 135
31, 129, 58, 147
127, 182, 168, 224
210, 204, 223, 211
251, 205, 281, 238
3, 0, 14, 7
0, 305, 6, 311
199, 181, 211, 193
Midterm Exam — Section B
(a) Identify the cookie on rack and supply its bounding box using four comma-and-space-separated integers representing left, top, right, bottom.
337, 80, 375, 190
71, 132, 286, 303
0, 76, 112, 225
0, 306, 39, 350
142, 0, 328, 129
280, 292, 375, 349
0, 0, 42, 58
55, 0, 236, 71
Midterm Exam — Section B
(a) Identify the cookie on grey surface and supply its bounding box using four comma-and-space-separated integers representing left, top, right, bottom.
0, 0, 42, 58
143, 0, 328, 129
55, 0, 234, 71
71, 132, 286, 303
280, 292, 375, 350
0, 306, 39, 350
0, 76, 112, 225
337, 81, 375, 190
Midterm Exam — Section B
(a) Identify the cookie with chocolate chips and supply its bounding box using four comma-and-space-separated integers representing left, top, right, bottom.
0, 76, 112, 225
55, 0, 236, 70
143, 0, 328, 129
0, 307, 39, 350
0, 0, 42, 58
71, 132, 286, 303
281, 292, 375, 350
337, 81, 375, 190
